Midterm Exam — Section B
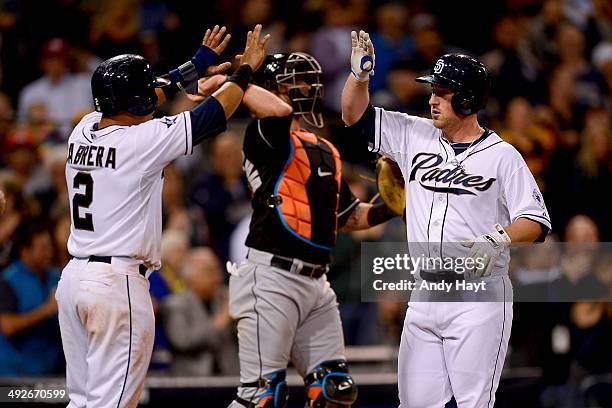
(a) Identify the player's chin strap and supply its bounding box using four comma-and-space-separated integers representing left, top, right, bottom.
304, 360, 357, 407
235, 369, 289, 408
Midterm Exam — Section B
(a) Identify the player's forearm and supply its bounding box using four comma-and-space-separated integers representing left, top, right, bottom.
345, 202, 395, 230
0, 307, 53, 337
341, 74, 370, 126
210, 64, 254, 118
504, 218, 543, 243
211, 82, 245, 118
242, 84, 293, 118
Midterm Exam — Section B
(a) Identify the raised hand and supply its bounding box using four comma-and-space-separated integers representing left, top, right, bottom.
239, 24, 271, 71
201, 25, 232, 76
202, 25, 231, 55
350, 30, 375, 82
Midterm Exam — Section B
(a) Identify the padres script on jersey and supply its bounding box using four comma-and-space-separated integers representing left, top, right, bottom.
65, 111, 193, 269
368, 107, 551, 276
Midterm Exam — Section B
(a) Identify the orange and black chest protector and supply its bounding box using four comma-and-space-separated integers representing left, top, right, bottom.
273, 130, 342, 250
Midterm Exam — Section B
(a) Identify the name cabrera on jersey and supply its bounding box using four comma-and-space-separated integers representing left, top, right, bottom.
66, 111, 193, 269
349, 105, 551, 272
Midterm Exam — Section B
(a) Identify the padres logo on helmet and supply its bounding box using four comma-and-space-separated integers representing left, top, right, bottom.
416, 53, 491, 116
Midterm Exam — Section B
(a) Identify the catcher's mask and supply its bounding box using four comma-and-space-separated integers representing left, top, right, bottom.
255, 52, 324, 128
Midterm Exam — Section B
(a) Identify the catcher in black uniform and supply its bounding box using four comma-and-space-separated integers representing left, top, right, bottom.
225, 52, 397, 408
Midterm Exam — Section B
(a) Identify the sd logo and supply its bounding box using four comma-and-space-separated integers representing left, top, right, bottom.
434, 60, 445, 74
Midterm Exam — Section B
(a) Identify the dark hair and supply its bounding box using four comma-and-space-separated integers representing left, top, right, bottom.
16, 222, 50, 251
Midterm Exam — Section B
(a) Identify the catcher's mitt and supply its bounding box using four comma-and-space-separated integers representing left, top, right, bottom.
375, 157, 406, 216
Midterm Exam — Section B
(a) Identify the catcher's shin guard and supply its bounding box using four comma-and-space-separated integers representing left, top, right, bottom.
235, 370, 289, 408
304, 360, 357, 407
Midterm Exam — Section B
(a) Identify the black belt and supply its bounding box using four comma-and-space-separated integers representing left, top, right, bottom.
75, 255, 147, 277
420, 269, 464, 283
269, 256, 328, 279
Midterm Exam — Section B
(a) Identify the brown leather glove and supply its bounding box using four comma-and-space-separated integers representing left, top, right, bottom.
375, 157, 405, 216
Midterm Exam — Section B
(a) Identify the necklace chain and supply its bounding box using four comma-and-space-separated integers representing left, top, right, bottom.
449, 127, 485, 170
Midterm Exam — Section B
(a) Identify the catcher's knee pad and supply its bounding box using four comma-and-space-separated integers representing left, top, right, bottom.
304, 360, 357, 407
236, 369, 289, 408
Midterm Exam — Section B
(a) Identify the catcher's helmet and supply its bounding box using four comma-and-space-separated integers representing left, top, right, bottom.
254, 52, 324, 128
416, 54, 491, 116
91, 54, 169, 116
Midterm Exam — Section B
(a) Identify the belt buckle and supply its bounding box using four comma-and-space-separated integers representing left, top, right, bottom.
290, 259, 304, 275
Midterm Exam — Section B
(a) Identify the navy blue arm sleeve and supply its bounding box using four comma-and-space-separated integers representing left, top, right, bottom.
345, 104, 376, 149
189, 96, 228, 146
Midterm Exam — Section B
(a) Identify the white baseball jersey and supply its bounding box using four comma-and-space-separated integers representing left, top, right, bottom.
369, 107, 551, 276
65, 111, 193, 269
357, 105, 550, 407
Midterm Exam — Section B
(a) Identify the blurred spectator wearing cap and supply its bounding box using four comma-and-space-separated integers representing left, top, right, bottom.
368, 3, 415, 92
17, 38, 92, 139
162, 247, 238, 376
0, 223, 62, 376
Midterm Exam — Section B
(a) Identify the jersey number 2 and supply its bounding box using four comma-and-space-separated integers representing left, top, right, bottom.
72, 172, 94, 231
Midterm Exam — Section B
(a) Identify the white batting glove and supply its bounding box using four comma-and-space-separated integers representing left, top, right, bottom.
350, 30, 375, 82
461, 224, 511, 278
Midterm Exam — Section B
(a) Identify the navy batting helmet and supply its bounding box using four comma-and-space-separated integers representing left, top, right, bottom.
416, 54, 491, 116
91, 54, 169, 116
254, 52, 324, 128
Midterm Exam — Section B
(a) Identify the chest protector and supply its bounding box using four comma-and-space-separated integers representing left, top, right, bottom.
274, 130, 342, 250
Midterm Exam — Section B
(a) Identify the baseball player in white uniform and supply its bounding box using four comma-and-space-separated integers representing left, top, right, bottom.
56, 26, 270, 407
341, 31, 551, 407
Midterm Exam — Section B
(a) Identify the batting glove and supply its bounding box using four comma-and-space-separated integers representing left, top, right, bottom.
350, 30, 375, 82
461, 224, 511, 278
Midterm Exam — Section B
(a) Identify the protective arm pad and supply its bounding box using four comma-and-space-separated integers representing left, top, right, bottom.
224, 64, 253, 92
191, 45, 217, 76
189, 96, 227, 146
345, 104, 376, 150
165, 45, 218, 97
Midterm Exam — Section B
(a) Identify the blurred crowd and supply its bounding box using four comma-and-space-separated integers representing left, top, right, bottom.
0, 0, 611, 406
